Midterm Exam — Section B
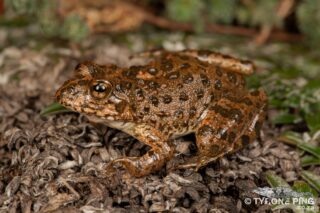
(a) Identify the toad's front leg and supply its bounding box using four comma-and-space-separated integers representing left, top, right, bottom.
106, 124, 174, 177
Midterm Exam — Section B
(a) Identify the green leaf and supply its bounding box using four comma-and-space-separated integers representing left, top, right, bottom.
301, 155, 320, 167
271, 112, 297, 125
40, 102, 70, 116
278, 131, 320, 159
301, 171, 320, 192
292, 181, 318, 197
246, 75, 262, 89
297, 143, 320, 159
273, 67, 302, 79
304, 80, 320, 90
278, 131, 305, 146
265, 171, 290, 188
305, 113, 320, 133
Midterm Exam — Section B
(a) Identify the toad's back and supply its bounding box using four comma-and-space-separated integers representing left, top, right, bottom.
117, 53, 247, 137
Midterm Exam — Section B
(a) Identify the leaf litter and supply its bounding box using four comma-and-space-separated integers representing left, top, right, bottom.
0, 31, 315, 212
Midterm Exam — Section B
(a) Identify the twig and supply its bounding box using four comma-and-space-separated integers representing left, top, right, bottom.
255, 0, 297, 45
144, 12, 303, 43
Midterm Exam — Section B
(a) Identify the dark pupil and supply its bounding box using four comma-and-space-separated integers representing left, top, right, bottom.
93, 83, 106, 93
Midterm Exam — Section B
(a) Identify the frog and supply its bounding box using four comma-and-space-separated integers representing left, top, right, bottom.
55, 49, 267, 177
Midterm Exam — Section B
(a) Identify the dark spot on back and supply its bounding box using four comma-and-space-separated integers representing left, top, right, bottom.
162, 95, 172, 104
174, 110, 184, 119
116, 81, 132, 93
177, 83, 184, 89
227, 72, 237, 84
161, 59, 173, 71
166, 71, 180, 80
189, 107, 196, 118
179, 92, 189, 101
148, 67, 158, 75
198, 125, 214, 136
122, 69, 138, 79
210, 105, 229, 118
195, 89, 204, 99
180, 63, 191, 69
229, 108, 243, 122
143, 106, 150, 113
182, 73, 194, 84
214, 79, 222, 90
148, 81, 160, 89
149, 96, 159, 106
200, 74, 210, 87
135, 88, 144, 100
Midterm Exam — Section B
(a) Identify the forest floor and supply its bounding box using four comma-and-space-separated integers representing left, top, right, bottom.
0, 27, 320, 212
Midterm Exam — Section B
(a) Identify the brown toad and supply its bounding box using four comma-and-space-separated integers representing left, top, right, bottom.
55, 49, 267, 177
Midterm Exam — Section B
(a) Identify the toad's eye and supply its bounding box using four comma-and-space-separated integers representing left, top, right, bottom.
90, 80, 112, 99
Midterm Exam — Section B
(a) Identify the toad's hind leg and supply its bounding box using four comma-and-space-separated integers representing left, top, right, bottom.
105, 124, 174, 177
180, 49, 254, 75
132, 49, 254, 75
179, 89, 267, 170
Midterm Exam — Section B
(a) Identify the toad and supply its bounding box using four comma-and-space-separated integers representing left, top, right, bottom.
55, 49, 267, 177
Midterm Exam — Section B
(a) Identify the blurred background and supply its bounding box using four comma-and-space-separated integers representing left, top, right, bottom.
1, 0, 318, 44
0, 0, 320, 212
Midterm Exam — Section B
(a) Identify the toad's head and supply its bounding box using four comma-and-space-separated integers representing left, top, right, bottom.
55, 62, 132, 121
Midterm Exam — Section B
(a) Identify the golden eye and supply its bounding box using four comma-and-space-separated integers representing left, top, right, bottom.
90, 80, 112, 99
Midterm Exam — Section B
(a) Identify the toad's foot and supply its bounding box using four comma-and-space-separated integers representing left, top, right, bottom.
105, 124, 174, 177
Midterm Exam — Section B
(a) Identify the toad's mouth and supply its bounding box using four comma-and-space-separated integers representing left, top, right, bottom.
86, 114, 116, 123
